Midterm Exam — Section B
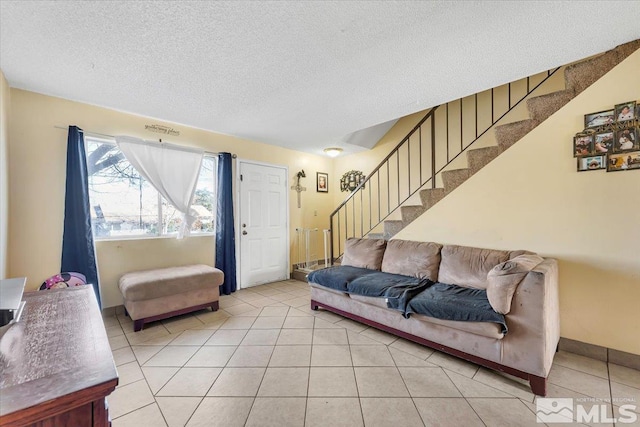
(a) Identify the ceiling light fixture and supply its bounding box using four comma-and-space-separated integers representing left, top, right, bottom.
323, 147, 343, 157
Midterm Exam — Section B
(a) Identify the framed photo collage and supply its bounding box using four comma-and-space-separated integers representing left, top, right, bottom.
574, 101, 640, 172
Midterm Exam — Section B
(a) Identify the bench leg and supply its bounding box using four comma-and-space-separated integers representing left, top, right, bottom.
133, 319, 144, 332
211, 301, 219, 312
124, 307, 129, 317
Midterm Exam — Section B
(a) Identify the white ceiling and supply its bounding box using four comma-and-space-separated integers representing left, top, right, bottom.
1, 1, 639, 156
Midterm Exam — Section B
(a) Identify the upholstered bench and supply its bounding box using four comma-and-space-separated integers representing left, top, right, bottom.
119, 264, 223, 332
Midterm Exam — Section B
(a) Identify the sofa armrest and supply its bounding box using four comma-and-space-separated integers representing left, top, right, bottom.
501, 258, 559, 377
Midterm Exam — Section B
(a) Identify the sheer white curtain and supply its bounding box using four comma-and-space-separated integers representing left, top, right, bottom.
116, 136, 204, 238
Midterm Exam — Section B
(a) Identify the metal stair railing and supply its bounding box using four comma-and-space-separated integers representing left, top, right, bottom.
329, 67, 561, 262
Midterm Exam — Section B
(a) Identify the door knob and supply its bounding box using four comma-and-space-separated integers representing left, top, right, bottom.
242, 231, 247, 235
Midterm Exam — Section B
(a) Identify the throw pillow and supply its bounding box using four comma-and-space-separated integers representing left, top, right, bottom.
487, 254, 544, 314
341, 238, 387, 270
381, 239, 442, 281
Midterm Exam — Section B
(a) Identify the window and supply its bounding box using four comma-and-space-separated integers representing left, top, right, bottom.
86, 137, 216, 239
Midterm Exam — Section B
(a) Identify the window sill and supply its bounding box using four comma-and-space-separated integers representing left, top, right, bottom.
95, 233, 215, 243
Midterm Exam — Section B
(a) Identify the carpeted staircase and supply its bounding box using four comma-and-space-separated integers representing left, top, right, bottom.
371, 39, 639, 240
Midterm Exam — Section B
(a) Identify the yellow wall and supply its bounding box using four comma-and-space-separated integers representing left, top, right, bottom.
0, 70, 9, 279
7, 89, 333, 307
395, 50, 640, 355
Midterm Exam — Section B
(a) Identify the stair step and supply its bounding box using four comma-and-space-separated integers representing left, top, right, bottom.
419, 188, 446, 209
400, 205, 426, 223
442, 168, 470, 193
383, 220, 404, 239
495, 119, 538, 151
367, 232, 386, 240
527, 90, 574, 122
613, 39, 640, 63
467, 146, 501, 175
564, 39, 639, 96
564, 49, 619, 96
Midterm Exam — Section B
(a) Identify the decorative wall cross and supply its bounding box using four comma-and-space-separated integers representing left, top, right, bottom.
291, 170, 306, 208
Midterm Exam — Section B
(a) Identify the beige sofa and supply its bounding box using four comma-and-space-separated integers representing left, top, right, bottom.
308, 238, 559, 396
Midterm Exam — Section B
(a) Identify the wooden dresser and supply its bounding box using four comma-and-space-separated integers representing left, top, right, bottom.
0, 287, 118, 426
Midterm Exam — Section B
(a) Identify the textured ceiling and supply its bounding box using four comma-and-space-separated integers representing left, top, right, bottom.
1, 1, 639, 156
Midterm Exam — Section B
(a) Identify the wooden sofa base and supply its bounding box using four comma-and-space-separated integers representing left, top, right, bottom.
129, 301, 219, 332
311, 299, 547, 396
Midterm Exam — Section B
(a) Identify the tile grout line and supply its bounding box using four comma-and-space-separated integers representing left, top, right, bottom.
345, 313, 367, 426
237, 302, 278, 425
301, 307, 317, 426
441, 367, 488, 427
607, 359, 617, 427
388, 339, 427, 426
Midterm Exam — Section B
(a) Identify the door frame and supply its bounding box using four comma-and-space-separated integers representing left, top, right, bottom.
235, 159, 290, 289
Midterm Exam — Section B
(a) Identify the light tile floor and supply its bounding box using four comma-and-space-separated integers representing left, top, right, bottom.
104, 279, 640, 427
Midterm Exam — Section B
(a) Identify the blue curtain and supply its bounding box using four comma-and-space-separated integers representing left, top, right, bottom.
62, 126, 101, 306
215, 152, 237, 295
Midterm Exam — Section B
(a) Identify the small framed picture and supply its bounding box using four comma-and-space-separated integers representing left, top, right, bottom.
614, 128, 638, 152
577, 155, 605, 172
593, 131, 614, 153
607, 151, 640, 172
573, 134, 593, 157
584, 109, 615, 128
316, 172, 328, 193
614, 101, 636, 122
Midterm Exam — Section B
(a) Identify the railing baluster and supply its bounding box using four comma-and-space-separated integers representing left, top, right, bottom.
360, 187, 363, 238
368, 179, 372, 232
446, 103, 449, 162
419, 126, 423, 183
475, 93, 478, 140
460, 98, 463, 152
396, 151, 400, 207
377, 172, 380, 225
352, 198, 355, 239
345, 205, 348, 240
336, 213, 340, 261
408, 137, 411, 195
387, 162, 390, 216
431, 116, 436, 189
491, 88, 494, 123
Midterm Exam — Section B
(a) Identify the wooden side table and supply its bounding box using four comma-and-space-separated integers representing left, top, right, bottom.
0, 286, 118, 426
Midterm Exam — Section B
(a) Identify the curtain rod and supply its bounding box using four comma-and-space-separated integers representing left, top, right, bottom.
53, 125, 237, 158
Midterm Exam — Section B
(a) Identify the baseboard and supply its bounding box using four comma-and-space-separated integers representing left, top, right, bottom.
290, 270, 307, 282
559, 337, 640, 371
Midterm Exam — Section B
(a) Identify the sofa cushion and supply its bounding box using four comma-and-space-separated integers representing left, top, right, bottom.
412, 314, 505, 340
438, 245, 511, 289
349, 294, 388, 309
487, 254, 544, 314
381, 239, 442, 281
307, 265, 376, 293
341, 238, 387, 270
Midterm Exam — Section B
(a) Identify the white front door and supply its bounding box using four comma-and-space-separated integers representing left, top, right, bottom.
239, 161, 289, 288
